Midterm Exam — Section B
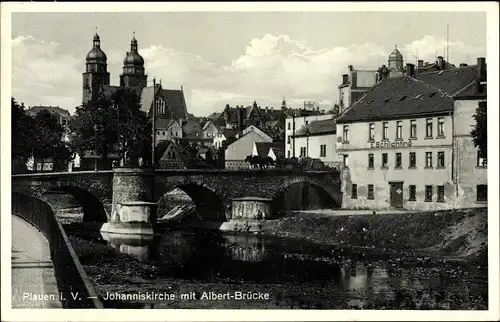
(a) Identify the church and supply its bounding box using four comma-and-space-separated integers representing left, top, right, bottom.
82, 32, 188, 123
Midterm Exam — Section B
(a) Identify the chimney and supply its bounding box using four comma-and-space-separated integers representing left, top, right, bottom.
265, 106, 268, 111
437, 56, 444, 69
348, 65, 353, 71
342, 74, 348, 85
406, 63, 415, 77
417, 60, 423, 69
21, 102, 25, 109
477, 57, 486, 81
459, 63, 468, 68
181, 85, 184, 91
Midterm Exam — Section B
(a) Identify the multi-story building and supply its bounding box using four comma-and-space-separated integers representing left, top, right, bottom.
155, 119, 183, 144
290, 117, 337, 162
335, 59, 487, 210
285, 113, 331, 159
225, 126, 273, 168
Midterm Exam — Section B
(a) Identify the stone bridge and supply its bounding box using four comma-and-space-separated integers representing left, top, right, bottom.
12, 168, 342, 222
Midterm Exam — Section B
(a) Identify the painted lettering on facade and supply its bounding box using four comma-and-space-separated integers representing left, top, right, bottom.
370, 141, 413, 149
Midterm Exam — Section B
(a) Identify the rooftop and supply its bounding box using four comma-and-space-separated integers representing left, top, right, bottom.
293, 118, 337, 137
336, 65, 481, 123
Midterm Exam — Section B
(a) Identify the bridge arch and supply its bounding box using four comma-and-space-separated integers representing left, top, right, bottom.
270, 177, 341, 215
157, 182, 225, 222
45, 186, 108, 223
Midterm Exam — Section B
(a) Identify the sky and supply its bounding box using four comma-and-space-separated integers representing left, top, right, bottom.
11, 11, 487, 117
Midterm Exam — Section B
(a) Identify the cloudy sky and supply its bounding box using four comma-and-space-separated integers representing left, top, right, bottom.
11, 11, 486, 116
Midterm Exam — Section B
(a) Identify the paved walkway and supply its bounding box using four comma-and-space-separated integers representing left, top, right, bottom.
11, 215, 62, 308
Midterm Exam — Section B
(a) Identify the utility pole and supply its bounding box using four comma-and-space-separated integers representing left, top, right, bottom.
151, 78, 156, 169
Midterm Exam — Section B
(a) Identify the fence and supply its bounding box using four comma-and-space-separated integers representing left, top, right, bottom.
11, 192, 103, 308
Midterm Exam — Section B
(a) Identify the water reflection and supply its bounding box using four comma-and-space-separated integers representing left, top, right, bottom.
100, 232, 153, 261
69, 226, 487, 310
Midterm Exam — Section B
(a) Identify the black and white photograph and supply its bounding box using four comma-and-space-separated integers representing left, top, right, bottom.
1, 2, 499, 321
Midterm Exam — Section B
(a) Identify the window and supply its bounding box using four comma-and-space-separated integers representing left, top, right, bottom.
367, 184, 374, 199
343, 125, 349, 142
287, 150, 290, 158
395, 153, 402, 168
320, 145, 327, 157
300, 147, 306, 157
288, 122, 291, 130
305, 121, 309, 125
437, 186, 445, 202
477, 150, 487, 167
351, 184, 358, 199
409, 185, 416, 201
287, 136, 291, 144
426, 118, 433, 138
368, 153, 374, 168
477, 185, 488, 202
409, 152, 416, 168
382, 122, 389, 140
369, 123, 375, 141
437, 151, 445, 168
437, 117, 445, 137
425, 185, 433, 202
410, 120, 417, 139
425, 152, 433, 168
396, 121, 403, 139
382, 153, 388, 168
343, 154, 349, 167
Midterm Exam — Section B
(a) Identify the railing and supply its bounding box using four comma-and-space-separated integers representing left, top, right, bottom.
225, 160, 252, 169
11, 192, 103, 308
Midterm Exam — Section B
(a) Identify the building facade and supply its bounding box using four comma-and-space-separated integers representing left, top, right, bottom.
335, 59, 487, 210
291, 118, 337, 163
285, 114, 332, 159
225, 128, 273, 168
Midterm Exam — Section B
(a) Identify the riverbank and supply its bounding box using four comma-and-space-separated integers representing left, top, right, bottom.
262, 207, 487, 263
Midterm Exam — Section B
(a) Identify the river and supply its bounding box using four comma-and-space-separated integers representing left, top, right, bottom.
64, 223, 487, 310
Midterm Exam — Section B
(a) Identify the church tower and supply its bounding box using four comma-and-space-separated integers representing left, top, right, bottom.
82, 32, 110, 104
388, 45, 404, 72
119, 33, 147, 91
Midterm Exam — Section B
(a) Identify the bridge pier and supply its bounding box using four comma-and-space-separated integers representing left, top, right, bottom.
231, 197, 273, 220
101, 167, 157, 235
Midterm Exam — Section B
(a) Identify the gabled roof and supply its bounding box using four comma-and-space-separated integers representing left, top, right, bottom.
336, 65, 480, 124
294, 118, 337, 137
140, 85, 188, 120
162, 89, 188, 120
220, 129, 239, 139
155, 118, 179, 130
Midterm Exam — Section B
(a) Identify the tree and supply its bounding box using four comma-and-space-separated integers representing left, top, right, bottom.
471, 101, 487, 159
31, 110, 73, 171
11, 98, 34, 173
70, 88, 151, 167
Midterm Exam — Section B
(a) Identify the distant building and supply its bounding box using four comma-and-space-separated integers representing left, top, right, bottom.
25, 105, 71, 126
335, 59, 487, 210
213, 129, 239, 150
155, 119, 183, 144
290, 118, 337, 162
285, 114, 333, 159
337, 66, 379, 113
225, 126, 273, 168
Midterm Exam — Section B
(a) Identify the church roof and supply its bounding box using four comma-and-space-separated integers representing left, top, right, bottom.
140, 85, 188, 120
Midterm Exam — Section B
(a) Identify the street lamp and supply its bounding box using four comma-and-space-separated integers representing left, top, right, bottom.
305, 127, 310, 158
292, 113, 296, 158
94, 124, 101, 171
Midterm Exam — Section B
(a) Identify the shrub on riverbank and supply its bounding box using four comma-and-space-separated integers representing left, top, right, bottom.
271, 208, 487, 261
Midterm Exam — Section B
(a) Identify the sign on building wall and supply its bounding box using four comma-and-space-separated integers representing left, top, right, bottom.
370, 141, 413, 149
